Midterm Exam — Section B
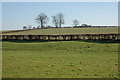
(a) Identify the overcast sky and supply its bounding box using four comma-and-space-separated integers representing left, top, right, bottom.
2, 2, 118, 30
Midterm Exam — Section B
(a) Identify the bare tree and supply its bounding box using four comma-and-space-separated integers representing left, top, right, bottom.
52, 16, 59, 28
28, 25, 32, 29
33, 27, 36, 29
23, 26, 27, 30
73, 19, 80, 27
52, 13, 64, 28
37, 26, 40, 29
57, 13, 64, 28
35, 13, 49, 28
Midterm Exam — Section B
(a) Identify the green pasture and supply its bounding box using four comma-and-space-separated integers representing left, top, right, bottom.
0, 30, 17, 33
2, 41, 119, 78
2, 27, 119, 35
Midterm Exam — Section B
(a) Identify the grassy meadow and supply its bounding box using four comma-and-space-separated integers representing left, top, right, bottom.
2, 40, 119, 78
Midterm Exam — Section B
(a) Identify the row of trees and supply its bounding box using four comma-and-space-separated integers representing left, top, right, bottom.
23, 12, 92, 30
35, 13, 65, 28
23, 12, 118, 30
23, 25, 32, 30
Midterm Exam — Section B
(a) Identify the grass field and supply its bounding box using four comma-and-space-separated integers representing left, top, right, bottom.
2, 27, 119, 35
0, 30, 17, 33
2, 40, 119, 78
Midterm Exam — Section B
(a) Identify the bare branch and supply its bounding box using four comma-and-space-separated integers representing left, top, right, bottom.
73, 19, 80, 27
35, 13, 49, 28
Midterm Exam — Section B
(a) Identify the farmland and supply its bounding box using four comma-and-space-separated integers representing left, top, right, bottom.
2, 40, 119, 78
1, 27, 119, 78
2, 1, 119, 79
2, 27, 119, 35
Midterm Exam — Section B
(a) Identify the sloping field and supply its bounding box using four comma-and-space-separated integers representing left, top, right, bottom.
2, 41, 119, 78
2, 27, 118, 35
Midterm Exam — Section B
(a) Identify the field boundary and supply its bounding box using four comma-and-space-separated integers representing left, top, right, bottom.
1, 33, 120, 41
1, 26, 119, 34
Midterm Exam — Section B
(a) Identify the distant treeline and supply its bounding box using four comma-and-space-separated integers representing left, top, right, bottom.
73, 26, 119, 28
22, 12, 119, 30
23, 25, 119, 30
